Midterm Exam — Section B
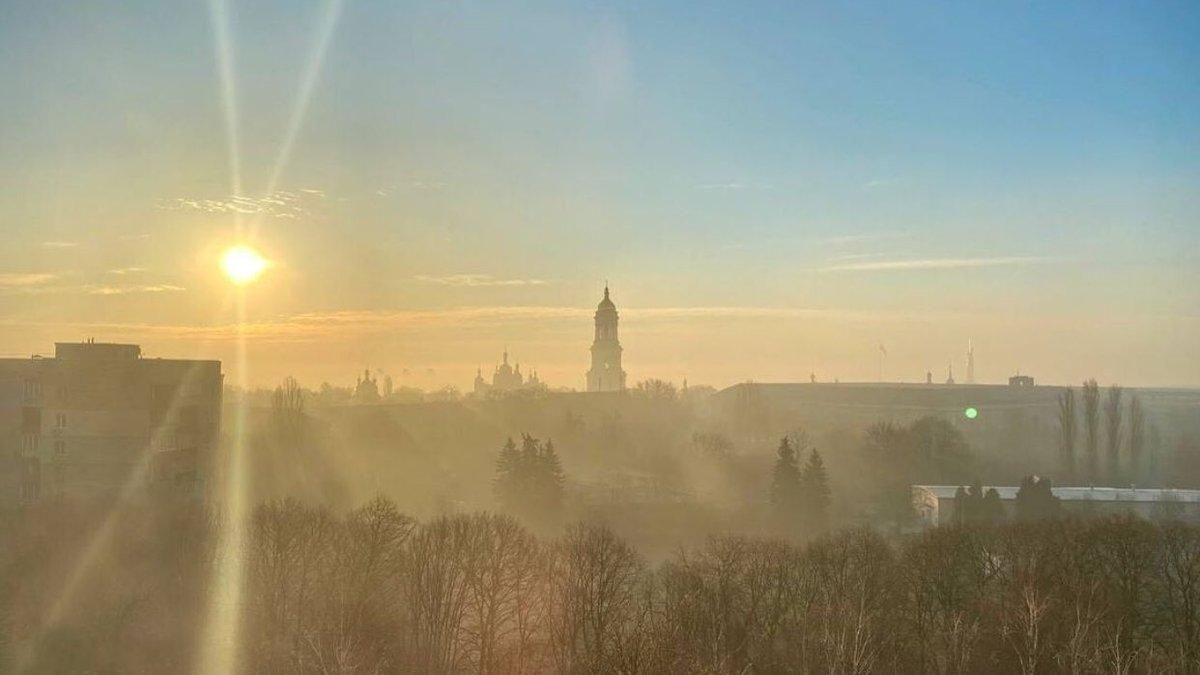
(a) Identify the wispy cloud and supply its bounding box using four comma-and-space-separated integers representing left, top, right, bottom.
376, 180, 447, 197
820, 231, 911, 246
0, 306, 902, 345
158, 189, 324, 219
696, 181, 773, 191
41, 241, 79, 248
84, 284, 185, 296
0, 273, 184, 296
0, 273, 58, 288
108, 267, 146, 275
823, 256, 1054, 272
415, 274, 548, 288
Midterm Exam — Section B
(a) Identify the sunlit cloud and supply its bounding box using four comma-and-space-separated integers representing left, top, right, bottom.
108, 267, 146, 275
415, 274, 549, 287
84, 284, 186, 296
822, 256, 1054, 272
0, 272, 58, 287
0, 305, 908, 345
158, 189, 323, 219
41, 241, 79, 248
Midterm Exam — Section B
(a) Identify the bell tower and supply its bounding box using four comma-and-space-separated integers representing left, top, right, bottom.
586, 285, 626, 392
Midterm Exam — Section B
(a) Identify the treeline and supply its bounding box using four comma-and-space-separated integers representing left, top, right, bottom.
237, 505, 1200, 673
1058, 380, 1156, 487
9, 497, 1200, 673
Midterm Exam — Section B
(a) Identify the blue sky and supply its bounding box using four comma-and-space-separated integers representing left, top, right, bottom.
1, 1, 1197, 387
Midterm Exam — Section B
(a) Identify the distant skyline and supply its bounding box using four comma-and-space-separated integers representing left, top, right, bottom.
1, 1, 1197, 388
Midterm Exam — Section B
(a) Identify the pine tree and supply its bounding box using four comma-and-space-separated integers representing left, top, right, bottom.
494, 437, 522, 512
535, 439, 566, 513
1015, 475, 1061, 520
494, 434, 566, 528
770, 437, 802, 533
800, 448, 831, 531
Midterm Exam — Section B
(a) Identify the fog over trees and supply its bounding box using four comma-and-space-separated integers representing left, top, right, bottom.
5, 373, 1200, 672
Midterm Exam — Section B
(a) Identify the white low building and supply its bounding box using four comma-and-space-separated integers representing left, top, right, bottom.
913, 484, 1200, 526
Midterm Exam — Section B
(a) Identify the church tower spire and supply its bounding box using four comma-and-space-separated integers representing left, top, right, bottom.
586, 284, 626, 392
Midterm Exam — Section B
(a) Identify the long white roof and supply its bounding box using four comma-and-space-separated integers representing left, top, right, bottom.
914, 485, 1200, 503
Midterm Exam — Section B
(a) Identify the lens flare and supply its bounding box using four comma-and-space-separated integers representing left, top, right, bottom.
964, 406, 979, 419
221, 246, 267, 286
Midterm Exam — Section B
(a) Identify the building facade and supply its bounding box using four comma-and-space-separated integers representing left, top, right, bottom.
586, 285, 626, 392
0, 341, 222, 505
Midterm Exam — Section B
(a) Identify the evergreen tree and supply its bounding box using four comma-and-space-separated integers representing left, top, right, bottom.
534, 439, 566, 513
494, 434, 565, 528
770, 437, 803, 533
800, 448, 832, 531
494, 437, 522, 512
1015, 475, 1061, 520
955, 479, 1006, 524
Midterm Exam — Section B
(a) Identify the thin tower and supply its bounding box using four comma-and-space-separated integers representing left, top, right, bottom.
966, 340, 976, 384
586, 285, 626, 392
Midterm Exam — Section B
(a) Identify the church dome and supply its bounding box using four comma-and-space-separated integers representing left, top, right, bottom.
597, 285, 616, 311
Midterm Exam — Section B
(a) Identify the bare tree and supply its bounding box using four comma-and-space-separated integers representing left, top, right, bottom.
1058, 388, 1078, 482
1128, 396, 1147, 486
547, 522, 648, 674
1082, 379, 1101, 485
1105, 385, 1125, 486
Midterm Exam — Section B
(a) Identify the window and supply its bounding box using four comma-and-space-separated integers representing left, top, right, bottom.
54, 440, 66, 456
21, 434, 39, 453
23, 378, 42, 399
55, 413, 66, 429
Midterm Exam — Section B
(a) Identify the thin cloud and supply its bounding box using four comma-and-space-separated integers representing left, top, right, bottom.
820, 231, 912, 246
0, 273, 58, 288
0, 306, 906, 344
823, 256, 1054, 272
159, 189, 323, 219
84, 284, 185, 296
415, 274, 549, 288
108, 267, 146, 275
696, 182, 774, 191
41, 241, 79, 248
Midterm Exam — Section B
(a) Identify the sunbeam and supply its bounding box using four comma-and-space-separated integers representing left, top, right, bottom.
257, 0, 344, 208
197, 294, 251, 675
208, 0, 243, 206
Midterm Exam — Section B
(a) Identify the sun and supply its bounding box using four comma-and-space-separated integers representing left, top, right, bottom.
220, 245, 267, 286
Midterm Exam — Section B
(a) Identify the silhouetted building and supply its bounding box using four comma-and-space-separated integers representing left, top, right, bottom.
1009, 374, 1035, 387
474, 351, 541, 396
586, 285, 626, 392
0, 341, 222, 505
354, 369, 380, 403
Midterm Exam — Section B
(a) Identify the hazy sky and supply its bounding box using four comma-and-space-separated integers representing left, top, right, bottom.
1, 1, 1197, 389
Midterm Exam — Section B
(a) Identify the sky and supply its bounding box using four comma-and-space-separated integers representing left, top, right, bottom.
1, 0, 1197, 389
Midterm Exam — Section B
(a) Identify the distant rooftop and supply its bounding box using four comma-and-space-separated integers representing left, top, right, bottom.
55, 341, 141, 361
